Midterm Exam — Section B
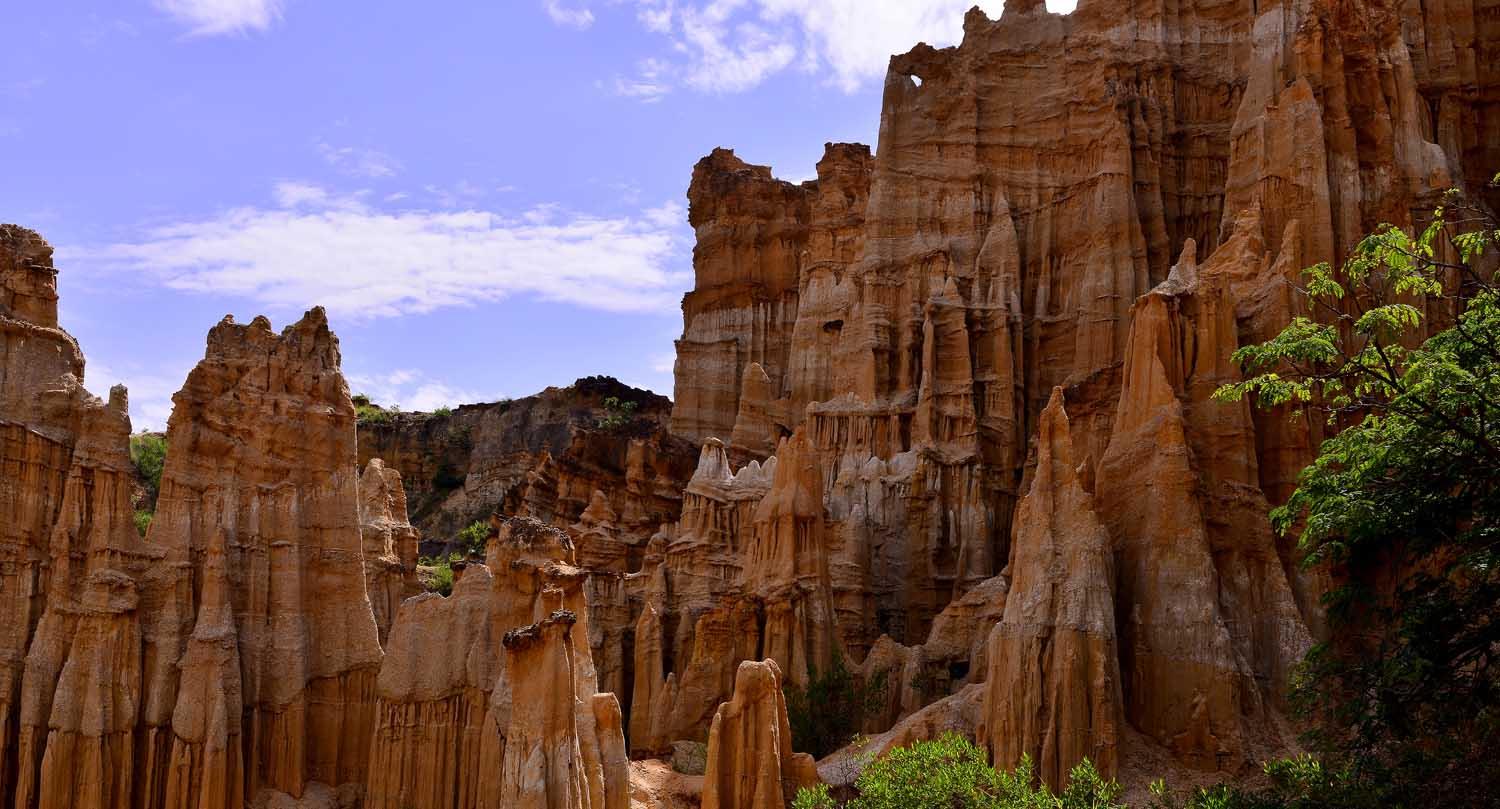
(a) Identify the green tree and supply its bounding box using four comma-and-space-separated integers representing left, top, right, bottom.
1216, 187, 1500, 806
456, 519, 490, 557
596, 396, 638, 430
784, 655, 887, 759
129, 432, 167, 506
794, 734, 1124, 809
1147, 756, 1381, 809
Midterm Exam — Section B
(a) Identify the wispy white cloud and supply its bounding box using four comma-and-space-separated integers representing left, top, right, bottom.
153, 0, 284, 36
318, 140, 402, 179
610, 57, 673, 102
68, 184, 691, 322
554, 1, 1039, 94
273, 180, 332, 208
347, 368, 501, 412
544, 0, 596, 28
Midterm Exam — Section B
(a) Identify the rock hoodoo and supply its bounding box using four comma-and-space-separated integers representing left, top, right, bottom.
981, 388, 1122, 789
1, 0, 1495, 803
701, 660, 819, 809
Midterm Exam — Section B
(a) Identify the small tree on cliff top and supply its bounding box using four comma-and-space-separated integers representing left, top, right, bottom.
1216, 185, 1500, 805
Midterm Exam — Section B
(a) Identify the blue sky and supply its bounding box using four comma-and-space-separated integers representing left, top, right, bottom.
1, 0, 1072, 429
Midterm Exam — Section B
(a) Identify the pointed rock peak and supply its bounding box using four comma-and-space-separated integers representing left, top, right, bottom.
965, 4, 997, 33
1116, 296, 1184, 434
1037, 387, 1076, 475
692, 438, 734, 485
250, 314, 274, 332
742, 361, 770, 385
758, 427, 822, 520
1164, 238, 1199, 290
581, 489, 618, 523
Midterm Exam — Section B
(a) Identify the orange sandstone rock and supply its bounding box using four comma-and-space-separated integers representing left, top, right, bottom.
981, 389, 1122, 789
701, 660, 818, 809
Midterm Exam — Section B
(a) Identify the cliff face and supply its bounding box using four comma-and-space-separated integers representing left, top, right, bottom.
356, 377, 696, 558
0, 230, 634, 808
659, 0, 1497, 791
0, 0, 1494, 803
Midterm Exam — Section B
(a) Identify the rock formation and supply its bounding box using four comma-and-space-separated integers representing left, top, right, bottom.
356, 376, 695, 551
1, 0, 1495, 803
358, 459, 420, 647
366, 517, 628, 809
648, 0, 1494, 788
701, 660, 819, 809
981, 389, 1122, 789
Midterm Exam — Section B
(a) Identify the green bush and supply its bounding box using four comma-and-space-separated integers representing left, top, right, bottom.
132, 509, 153, 537
129, 432, 167, 506
596, 395, 638, 430
356, 402, 392, 423
1147, 755, 1383, 809
456, 519, 490, 557
419, 553, 460, 597
433, 406, 454, 417
794, 734, 1124, 809
784, 656, 888, 759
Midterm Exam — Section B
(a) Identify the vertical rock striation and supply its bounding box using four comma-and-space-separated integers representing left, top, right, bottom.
982, 389, 1122, 789
701, 660, 819, 809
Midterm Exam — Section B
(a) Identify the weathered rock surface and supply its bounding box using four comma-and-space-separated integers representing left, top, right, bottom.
358, 459, 420, 647
649, 0, 1492, 787
366, 517, 628, 809
2, 0, 1494, 802
701, 660, 818, 809
356, 376, 695, 553
981, 389, 1122, 789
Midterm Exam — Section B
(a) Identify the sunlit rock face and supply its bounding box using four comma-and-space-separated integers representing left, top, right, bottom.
0, 0, 1493, 801
653, 0, 1495, 786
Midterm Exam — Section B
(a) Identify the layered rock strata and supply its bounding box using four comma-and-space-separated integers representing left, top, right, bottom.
981, 389, 1122, 789
656, 0, 1494, 785
359, 459, 420, 647
365, 517, 628, 809
701, 660, 819, 809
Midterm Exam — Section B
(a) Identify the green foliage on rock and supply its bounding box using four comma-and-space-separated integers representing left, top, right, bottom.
132, 509, 153, 537
1216, 190, 1500, 807
784, 655, 887, 759
1146, 755, 1382, 809
793, 734, 1124, 809
595, 395, 638, 430
457, 519, 490, 557
418, 553, 460, 597
129, 432, 167, 506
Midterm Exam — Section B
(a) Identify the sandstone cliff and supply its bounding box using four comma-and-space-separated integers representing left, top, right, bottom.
701, 660, 819, 809
655, 0, 1497, 790
355, 376, 695, 552
0, 0, 1494, 803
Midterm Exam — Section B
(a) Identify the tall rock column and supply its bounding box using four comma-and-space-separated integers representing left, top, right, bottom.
701, 659, 819, 809
358, 459, 420, 647
981, 388, 1122, 789
747, 429, 841, 690
145, 309, 384, 807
